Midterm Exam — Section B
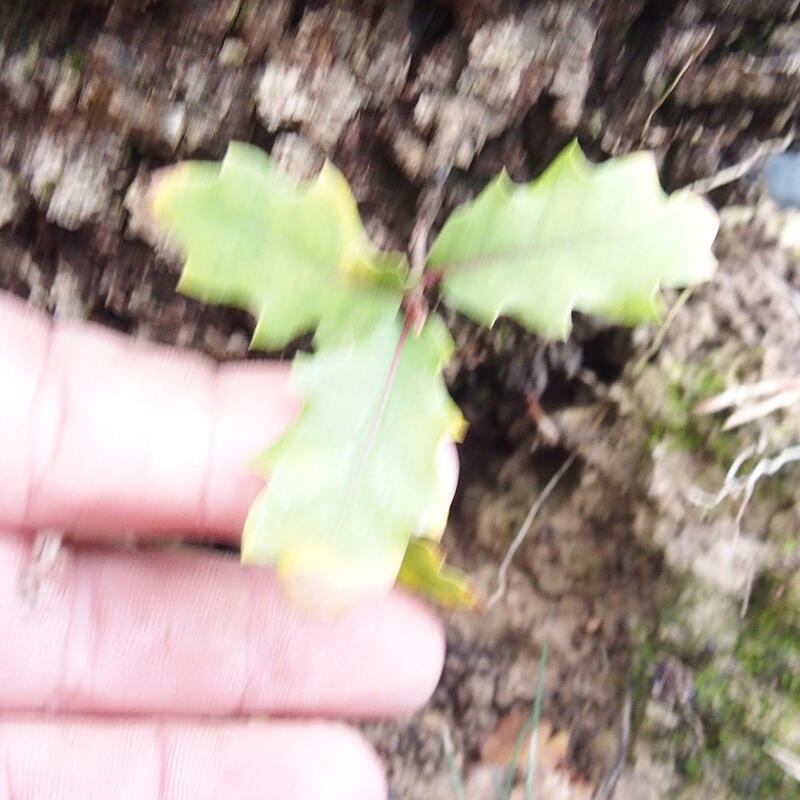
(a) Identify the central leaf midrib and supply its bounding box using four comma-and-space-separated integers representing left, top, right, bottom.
329, 322, 408, 547
436, 217, 665, 277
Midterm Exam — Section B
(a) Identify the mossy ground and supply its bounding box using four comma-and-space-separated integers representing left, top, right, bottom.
630, 577, 800, 799
629, 291, 800, 798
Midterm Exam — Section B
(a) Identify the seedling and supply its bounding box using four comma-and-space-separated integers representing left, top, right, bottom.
150, 141, 718, 609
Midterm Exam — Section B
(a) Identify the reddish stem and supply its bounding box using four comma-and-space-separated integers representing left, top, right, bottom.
420, 270, 445, 290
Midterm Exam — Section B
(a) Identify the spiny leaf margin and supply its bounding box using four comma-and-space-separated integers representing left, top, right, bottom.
148, 138, 720, 612
242, 314, 466, 605
397, 538, 479, 610
150, 141, 408, 350
427, 140, 719, 339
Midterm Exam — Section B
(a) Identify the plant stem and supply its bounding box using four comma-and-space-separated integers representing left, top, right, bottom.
408, 165, 450, 286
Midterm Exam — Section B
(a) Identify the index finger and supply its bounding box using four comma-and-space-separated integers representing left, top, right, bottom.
0, 293, 299, 540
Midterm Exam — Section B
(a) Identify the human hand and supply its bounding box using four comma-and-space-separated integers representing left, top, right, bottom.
0, 293, 447, 799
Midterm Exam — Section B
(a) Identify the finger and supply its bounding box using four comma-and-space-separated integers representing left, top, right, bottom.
0, 717, 386, 800
0, 293, 299, 540
1, 533, 444, 717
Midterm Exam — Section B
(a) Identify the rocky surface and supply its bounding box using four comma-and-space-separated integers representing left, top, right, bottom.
2, 1, 800, 798
2, 0, 799, 347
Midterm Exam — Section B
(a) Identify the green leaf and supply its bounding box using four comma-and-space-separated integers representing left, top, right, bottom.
242, 313, 466, 604
148, 138, 719, 610
427, 140, 719, 338
150, 141, 408, 349
397, 538, 480, 610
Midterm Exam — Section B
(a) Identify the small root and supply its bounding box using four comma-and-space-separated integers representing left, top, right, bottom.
487, 453, 576, 609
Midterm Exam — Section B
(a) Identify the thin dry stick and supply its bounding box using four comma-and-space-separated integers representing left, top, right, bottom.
640, 30, 714, 142
741, 564, 757, 618
723, 388, 800, 430
688, 442, 760, 541
487, 453, 577, 608
633, 286, 694, 375
441, 725, 467, 800
687, 130, 795, 195
765, 742, 800, 783
594, 689, 632, 800
408, 165, 449, 284
695, 376, 800, 416
689, 443, 800, 539
688, 442, 800, 614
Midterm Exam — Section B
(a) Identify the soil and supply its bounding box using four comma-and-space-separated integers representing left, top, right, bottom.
2, 1, 800, 798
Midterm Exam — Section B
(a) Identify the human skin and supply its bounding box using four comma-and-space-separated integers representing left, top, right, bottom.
0, 292, 449, 799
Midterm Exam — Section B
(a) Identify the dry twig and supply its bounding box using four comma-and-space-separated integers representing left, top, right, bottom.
487, 453, 577, 609
641, 30, 714, 142
686, 131, 795, 195
765, 742, 800, 784
688, 441, 800, 614
687, 441, 800, 541
633, 287, 694, 375
594, 689, 632, 800
695, 375, 800, 430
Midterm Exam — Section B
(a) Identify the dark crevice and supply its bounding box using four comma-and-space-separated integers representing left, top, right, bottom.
579, 324, 634, 384
407, 0, 456, 83
587, 0, 676, 129
410, 0, 454, 44
523, 97, 573, 176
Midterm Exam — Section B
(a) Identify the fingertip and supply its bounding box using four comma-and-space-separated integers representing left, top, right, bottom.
401, 593, 446, 710
3, 303, 299, 539
309, 722, 388, 800
0, 718, 388, 800
0, 294, 51, 529
172, 720, 388, 800
201, 360, 300, 534
0, 537, 443, 721
375, 590, 446, 713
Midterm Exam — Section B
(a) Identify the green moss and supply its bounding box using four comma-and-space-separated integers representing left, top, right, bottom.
659, 585, 741, 659
121, 140, 135, 166
678, 753, 703, 782
496, 321, 514, 348
732, 18, 780, 55
689, 596, 800, 799
10, 0, 38, 46
736, 577, 800, 693
633, 571, 800, 799
718, 738, 789, 798
613, 22, 632, 42
692, 667, 797, 798
761, 19, 779, 39
752, 463, 800, 508
643, 361, 742, 463
629, 637, 659, 695
647, 366, 800, 508
66, 48, 85, 73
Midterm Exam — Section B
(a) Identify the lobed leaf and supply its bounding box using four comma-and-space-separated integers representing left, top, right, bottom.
427, 141, 719, 338
149, 138, 719, 610
242, 314, 466, 605
397, 538, 480, 610
150, 141, 407, 349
